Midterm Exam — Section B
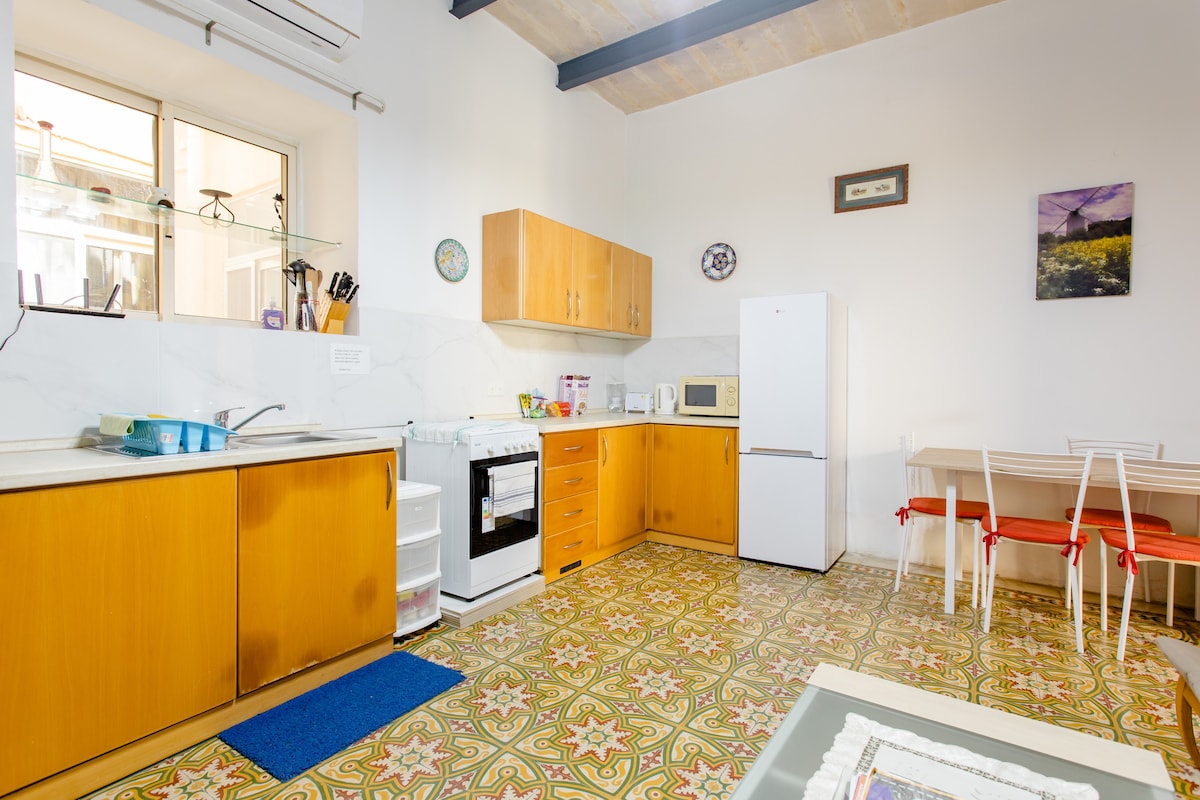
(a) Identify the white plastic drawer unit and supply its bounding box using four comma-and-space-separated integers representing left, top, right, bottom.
396, 528, 440, 586
395, 480, 441, 541
396, 572, 441, 636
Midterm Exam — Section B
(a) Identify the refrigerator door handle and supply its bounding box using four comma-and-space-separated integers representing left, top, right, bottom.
747, 447, 816, 457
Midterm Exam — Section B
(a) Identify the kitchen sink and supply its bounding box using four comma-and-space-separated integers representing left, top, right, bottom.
229, 431, 376, 447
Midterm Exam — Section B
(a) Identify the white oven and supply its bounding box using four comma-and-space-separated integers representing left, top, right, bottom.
404, 421, 540, 600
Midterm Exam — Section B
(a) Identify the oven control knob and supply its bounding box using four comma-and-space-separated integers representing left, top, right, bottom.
487, 445, 495, 456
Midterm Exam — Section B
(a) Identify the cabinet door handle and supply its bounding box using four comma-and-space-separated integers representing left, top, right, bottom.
562, 508, 583, 517
563, 445, 583, 452
602, 434, 608, 465
634, 304, 640, 329
563, 476, 583, 484
566, 290, 571, 320
575, 291, 581, 320
725, 436, 730, 465
386, 459, 394, 509
563, 540, 583, 550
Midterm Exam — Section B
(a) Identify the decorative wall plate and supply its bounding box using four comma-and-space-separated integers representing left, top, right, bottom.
701, 243, 736, 281
435, 238, 468, 282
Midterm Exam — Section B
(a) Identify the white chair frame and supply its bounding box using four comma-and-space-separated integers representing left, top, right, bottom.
1102, 455, 1200, 661
981, 449, 1094, 654
1066, 437, 1163, 605
895, 434, 983, 606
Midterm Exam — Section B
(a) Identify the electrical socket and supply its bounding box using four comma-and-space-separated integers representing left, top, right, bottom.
486, 382, 504, 397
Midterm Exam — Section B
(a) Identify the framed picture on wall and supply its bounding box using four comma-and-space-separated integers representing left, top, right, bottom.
1036, 182, 1134, 300
833, 164, 909, 213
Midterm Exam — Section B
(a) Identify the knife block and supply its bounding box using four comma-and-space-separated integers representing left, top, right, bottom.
317, 293, 351, 334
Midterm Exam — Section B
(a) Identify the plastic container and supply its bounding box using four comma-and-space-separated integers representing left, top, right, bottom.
122, 418, 184, 455
395, 481, 441, 540
202, 424, 236, 451
180, 420, 205, 453
396, 528, 440, 586
260, 302, 284, 331
395, 572, 441, 636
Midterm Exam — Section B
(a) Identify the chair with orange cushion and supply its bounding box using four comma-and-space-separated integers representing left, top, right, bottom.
981, 449, 1094, 653
1065, 438, 1168, 608
1100, 455, 1200, 661
894, 433, 990, 605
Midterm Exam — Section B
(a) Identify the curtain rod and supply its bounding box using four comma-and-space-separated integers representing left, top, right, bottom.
150, 0, 385, 113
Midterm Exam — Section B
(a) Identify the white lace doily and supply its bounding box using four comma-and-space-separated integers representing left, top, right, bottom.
802, 712, 1098, 800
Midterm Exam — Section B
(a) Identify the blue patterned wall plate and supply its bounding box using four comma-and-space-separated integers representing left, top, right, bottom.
702, 243, 736, 280
435, 239, 468, 282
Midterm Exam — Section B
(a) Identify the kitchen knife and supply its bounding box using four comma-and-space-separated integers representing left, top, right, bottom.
327, 271, 340, 295
104, 282, 122, 312
336, 273, 354, 299
345, 284, 359, 303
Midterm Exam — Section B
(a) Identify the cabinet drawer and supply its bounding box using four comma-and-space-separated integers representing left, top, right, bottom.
543, 490, 598, 537
544, 522, 597, 578
544, 461, 598, 502
542, 430, 598, 468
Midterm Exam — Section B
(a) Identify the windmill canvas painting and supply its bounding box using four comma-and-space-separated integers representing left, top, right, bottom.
1036, 182, 1134, 299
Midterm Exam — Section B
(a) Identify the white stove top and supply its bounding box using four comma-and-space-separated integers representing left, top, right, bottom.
403, 419, 535, 443
403, 420, 539, 459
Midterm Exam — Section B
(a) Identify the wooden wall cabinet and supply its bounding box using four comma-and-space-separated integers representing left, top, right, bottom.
237, 451, 398, 693
611, 244, 652, 338
649, 425, 739, 552
483, 208, 648, 338
0, 471, 238, 797
598, 425, 648, 550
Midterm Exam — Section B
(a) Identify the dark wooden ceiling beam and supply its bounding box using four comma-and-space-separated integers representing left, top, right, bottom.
557, 0, 820, 90
449, 0, 499, 19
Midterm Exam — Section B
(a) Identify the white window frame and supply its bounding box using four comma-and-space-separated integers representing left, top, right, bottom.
15, 54, 300, 328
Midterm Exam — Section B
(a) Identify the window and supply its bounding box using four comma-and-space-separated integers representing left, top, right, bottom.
14, 59, 297, 325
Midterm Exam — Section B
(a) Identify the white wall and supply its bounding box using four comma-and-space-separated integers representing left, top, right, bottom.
624, 0, 1200, 592
0, 0, 631, 437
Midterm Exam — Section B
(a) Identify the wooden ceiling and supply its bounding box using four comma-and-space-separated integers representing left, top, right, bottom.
453, 0, 1006, 114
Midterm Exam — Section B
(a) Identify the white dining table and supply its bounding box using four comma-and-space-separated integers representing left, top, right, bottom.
907, 447, 1125, 614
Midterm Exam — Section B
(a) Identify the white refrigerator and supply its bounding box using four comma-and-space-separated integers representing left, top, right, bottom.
738, 292, 847, 571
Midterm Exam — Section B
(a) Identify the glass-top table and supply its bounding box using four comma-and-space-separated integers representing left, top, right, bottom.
733, 663, 1174, 799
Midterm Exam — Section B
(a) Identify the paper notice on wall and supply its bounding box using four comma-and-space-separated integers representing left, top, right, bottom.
330, 343, 369, 374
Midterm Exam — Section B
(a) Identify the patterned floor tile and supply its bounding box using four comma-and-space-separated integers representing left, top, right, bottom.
84, 542, 1200, 799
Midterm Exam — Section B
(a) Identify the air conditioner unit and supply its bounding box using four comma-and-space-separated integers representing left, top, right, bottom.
206, 0, 362, 62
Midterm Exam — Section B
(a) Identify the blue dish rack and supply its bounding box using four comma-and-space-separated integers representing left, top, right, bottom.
120, 418, 235, 455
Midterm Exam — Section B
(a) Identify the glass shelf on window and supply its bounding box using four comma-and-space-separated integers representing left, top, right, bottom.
15, 173, 339, 254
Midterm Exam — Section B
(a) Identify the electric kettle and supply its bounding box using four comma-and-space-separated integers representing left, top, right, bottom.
654, 383, 677, 415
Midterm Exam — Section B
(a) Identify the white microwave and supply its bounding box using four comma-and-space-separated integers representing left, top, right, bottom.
678, 376, 739, 417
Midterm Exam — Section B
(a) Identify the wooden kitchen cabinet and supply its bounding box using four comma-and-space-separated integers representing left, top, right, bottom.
650, 425, 739, 552
238, 451, 397, 693
570, 228, 613, 330
611, 244, 652, 338
598, 424, 648, 550
0, 470, 237, 797
484, 209, 573, 326
484, 208, 635, 335
542, 430, 599, 581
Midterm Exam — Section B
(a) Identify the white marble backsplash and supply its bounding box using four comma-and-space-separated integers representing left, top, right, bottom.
0, 300, 740, 444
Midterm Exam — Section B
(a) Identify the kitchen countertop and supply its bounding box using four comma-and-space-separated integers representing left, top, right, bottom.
525, 411, 739, 433
0, 432, 406, 493
0, 415, 735, 492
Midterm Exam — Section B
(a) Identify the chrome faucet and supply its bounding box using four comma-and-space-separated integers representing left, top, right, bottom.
213, 403, 286, 431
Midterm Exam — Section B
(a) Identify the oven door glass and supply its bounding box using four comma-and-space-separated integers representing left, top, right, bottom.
469, 451, 538, 559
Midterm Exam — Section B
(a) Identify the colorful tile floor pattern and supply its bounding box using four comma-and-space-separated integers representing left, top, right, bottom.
86, 543, 1200, 800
